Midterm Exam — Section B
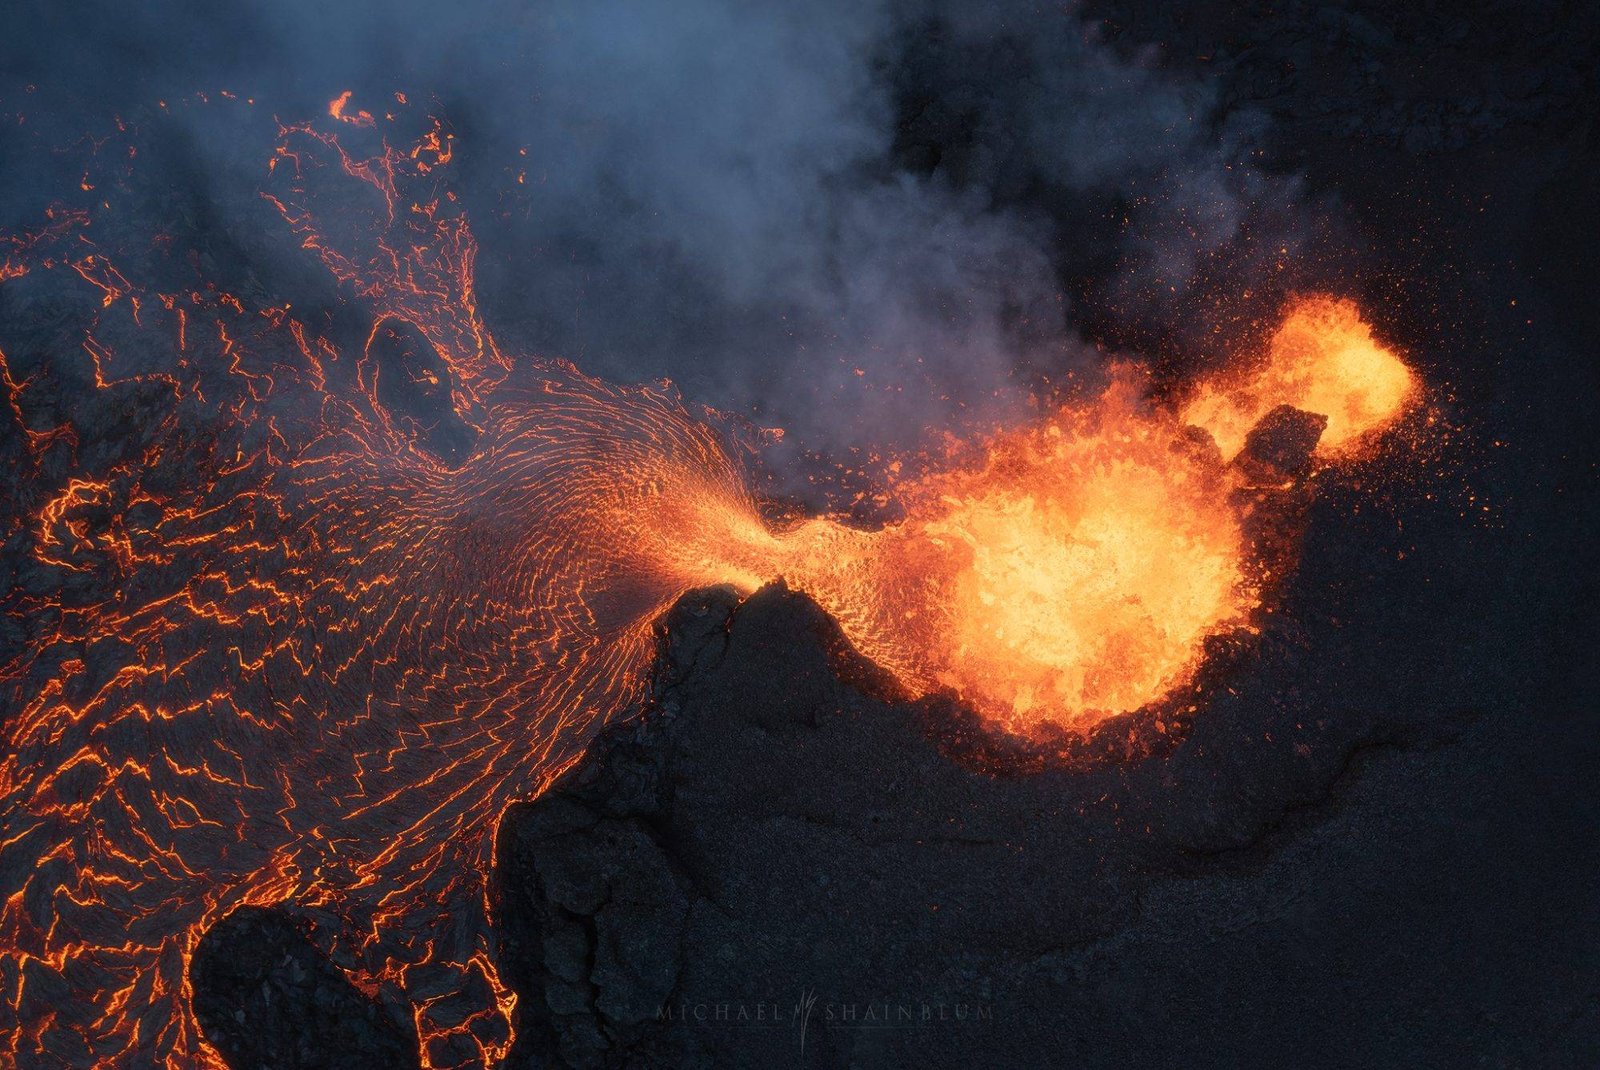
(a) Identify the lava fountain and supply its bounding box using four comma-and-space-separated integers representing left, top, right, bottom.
764, 296, 1417, 732
0, 105, 1415, 1069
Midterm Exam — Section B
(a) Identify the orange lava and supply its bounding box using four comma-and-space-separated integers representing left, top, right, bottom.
0, 102, 1418, 1070
1181, 294, 1417, 460
728, 298, 1414, 732
773, 374, 1253, 731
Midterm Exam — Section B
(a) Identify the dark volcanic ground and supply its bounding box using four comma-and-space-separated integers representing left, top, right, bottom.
17, 1, 1600, 1067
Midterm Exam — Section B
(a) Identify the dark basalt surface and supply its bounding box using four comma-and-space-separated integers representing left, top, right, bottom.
191, 908, 420, 1070
489, 553, 1593, 1069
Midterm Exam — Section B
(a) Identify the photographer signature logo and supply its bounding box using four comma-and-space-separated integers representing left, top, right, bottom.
658, 989, 992, 1061
795, 989, 820, 1056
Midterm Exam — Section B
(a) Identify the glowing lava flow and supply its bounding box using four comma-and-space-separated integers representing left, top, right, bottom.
766, 374, 1257, 731
0, 108, 1415, 1069
766, 297, 1418, 731
1181, 295, 1417, 461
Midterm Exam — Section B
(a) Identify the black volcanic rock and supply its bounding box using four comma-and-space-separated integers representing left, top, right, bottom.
1235, 405, 1328, 482
492, 562, 1596, 1069
190, 907, 419, 1070
367, 318, 479, 466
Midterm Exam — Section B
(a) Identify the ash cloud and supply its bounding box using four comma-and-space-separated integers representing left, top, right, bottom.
0, 0, 1312, 461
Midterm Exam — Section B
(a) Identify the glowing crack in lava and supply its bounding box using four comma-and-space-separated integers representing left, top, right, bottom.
0, 109, 1416, 1069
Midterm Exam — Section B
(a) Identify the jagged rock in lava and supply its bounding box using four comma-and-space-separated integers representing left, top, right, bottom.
1221, 404, 1329, 599
190, 908, 419, 1070
1234, 405, 1328, 483
366, 317, 479, 466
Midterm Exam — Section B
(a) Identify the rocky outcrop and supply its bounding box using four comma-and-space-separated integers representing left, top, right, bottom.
488, 570, 1515, 1069
190, 908, 420, 1070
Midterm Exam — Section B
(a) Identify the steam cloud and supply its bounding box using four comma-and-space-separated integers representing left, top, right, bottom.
1, 0, 1310, 461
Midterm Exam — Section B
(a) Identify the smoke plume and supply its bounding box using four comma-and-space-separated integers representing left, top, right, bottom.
1, 0, 1310, 460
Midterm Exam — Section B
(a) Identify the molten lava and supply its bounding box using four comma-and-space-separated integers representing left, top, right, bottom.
0, 100, 1418, 1070
708, 302, 1414, 732
778, 374, 1254, 731
1181, 294, 1417, 460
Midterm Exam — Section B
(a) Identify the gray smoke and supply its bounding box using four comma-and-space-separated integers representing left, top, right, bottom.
1, 0, 1311, 460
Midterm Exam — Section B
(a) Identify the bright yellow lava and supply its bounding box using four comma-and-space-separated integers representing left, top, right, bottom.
1182, 295, 1416, 460
684, 295, 1417, 733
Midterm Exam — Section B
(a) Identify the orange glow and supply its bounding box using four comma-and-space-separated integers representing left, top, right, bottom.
1182, 294, 1416, 460
327, 89, 375, 127
0, 105, 1420, 1070
686, 299, 1415, 732
652, 300, 1414, 733
784, 374, 1251, 730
